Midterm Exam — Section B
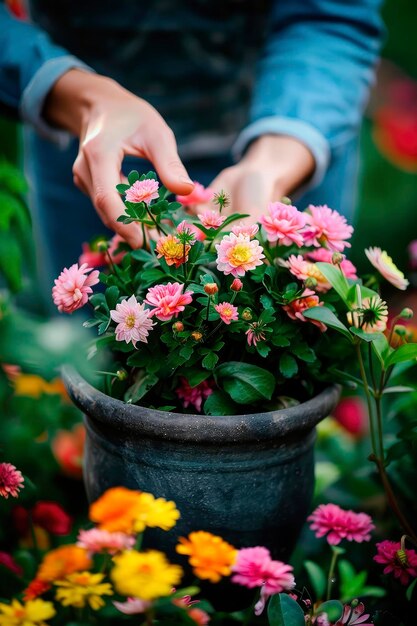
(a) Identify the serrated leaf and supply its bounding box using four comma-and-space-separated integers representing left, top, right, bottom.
279, 353, 298, 378
267, 593, 305, 626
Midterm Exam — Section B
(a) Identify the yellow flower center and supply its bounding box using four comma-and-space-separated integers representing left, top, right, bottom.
228, 243, 252, 266
223, 306, 233, 317
125, 313, 136, 329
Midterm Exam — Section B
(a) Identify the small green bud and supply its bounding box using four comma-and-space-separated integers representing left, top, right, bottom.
241, 308, 252, 321
280, 196, 292, 205
331, 252, 344, 265
394, 324, 407, 337
116, 369, 127, 381
304, 277, 318, 289
400, 307, 413, 320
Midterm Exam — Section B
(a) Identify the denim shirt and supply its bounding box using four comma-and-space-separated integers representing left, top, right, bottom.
0, 0, 383, 189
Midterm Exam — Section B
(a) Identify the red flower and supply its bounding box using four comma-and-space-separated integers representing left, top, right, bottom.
332, 397, 368, 437
51, 424, 85, 479
0, 551, 23, 576
13, 501, 72, 536
0, 463, 24, 498
23, 579, 51, 601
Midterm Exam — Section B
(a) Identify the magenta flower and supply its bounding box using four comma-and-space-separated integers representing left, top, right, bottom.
260, 201, 307, 247
216, 233, 265, 277
374, 540, 417, 585
0, 463, 24, 499
283, 289, 327, 331
332, 397, 368, 437
198, 209, 226, 229
286, 255, 331, 293
175, 378, 214, 413
231, 222, 259, 238
52, 263, 100, 313
308, 503, 374, 545
232, 547, 295, 593
176, 220, 205, 242
0, 551, 23, 576
177, 182, 214, 206
125, 179, 159, 204
144, 282, 193, 322
245, 322, 266, 347
334, 602, 372, 626
303, 205, 353, 252
77, 528, 135, 555
365, 247, 409, 290
110, 295, 155, 347
114, 598, 151, 614
215, 302, 239, 324
307, 248, 358, 279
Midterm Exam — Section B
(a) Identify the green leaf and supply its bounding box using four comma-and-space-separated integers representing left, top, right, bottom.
382, 385, 415, 394
204, 391, 238, 416
406, 578, 417, 601
0, 231, 22, 292
316, 262, 350, 303
315, 600, 343, 622
371, 332, 390, 367
116, 183, 130, 193
267, 593, 305, 626
303, 306, 352, 341
385, 343, 417, 368
140, 268, 166, 285
124, 373, 158, 403
304, 560, 326, 600
127, 170, 139, 185
105, 285, 120, 310
349, 327, 382, 342
215, 362, 275, 404
202, 352, 219, 370
130, 248, 155, 263
279, 353, 298, 378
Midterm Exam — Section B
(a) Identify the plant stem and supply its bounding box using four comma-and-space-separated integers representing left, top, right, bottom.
326, 547, 340, 601
355, 342, 378, 456
146, 208, 168, 236
141, 221, 147, 248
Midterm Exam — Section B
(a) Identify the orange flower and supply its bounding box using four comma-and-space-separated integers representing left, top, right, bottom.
23, 579, 51, 601
37, 545, 92, 582
89, 487, 144, 533
52, 424, 85, 479
13, 374, 68, 400
156, 234, 190, 267
176, 531, 237, 583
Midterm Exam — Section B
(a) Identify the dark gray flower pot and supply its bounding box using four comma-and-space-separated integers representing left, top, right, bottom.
63, 367, 339, 607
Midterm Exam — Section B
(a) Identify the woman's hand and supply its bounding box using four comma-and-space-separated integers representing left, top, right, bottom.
44, 69, 194, 248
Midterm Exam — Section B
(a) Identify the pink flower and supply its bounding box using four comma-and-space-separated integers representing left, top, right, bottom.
177, 182, 214, 206
245, 322, 266, 347
303, 205, 353, 252
198, 209, 226, 229
125, 178, 159, 204
374, 540, 417, 585
144, 283, 193, 322
286, 255, 331, 293
110, 295, 155, 347
215, 302, 239, 324
52, 263, 100, 313
77, 528, 135, 555
216, 233, 265, 277
408, 240, 417, 270
177, 220, 205, 242
260, 202, 307, 247
365, 247, 409, 290
334, 602, 372, 626
307, 248, 358, 279
332, 397, 368, 437
175, 378, 214, 413
79, 235, 126, 268
230, 278, 243, 292
114, 598, 151, 614
308, 503, 374, 545
231, 222, 259, 238
0, 463, 24, 498
283, 289, 327, 331
0, 551, 23, 576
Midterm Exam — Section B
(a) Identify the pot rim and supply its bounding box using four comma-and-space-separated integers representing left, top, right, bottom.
62, 366, 341, 443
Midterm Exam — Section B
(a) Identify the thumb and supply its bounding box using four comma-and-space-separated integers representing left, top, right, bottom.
145, 128, 194, 196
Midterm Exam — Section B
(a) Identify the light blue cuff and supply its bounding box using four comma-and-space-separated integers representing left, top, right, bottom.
20, 55, 94, 146
232, 116, 331, 191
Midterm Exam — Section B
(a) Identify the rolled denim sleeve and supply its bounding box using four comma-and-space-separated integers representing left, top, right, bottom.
0, 3, 93, 143
233, 0, 384, 189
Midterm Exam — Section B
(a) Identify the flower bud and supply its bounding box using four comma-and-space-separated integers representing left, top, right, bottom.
191, 330, 203, 342
230, 278, 243, 292
116, 369, 127, 381
241, 308, 252, 321
172, 321, 184, 333
394, 324, 407, 337
331, 252, 344, 265
204, 283, 218, 296
280, 196, 292, 205
400, 307, 413, 320
96, 239, 109, 252
304, 277, 317, 289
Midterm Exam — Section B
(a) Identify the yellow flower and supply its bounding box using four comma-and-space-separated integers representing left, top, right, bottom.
37, 545, 92, 583
111, 550, 183, 600
54, 572, 113, 610
13, 375, 68, 400
133, 492, 180, 532
156, 234, 190, 267
0, 598, 56, 626
176, 531, 237, 583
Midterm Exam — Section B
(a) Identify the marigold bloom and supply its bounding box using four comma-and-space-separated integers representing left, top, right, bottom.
52, 263, 99, 313
111, 550, 183, 600
231, 546, 295, 596
54, 571, 113, 610
260, 201, 306, 247
0, 463, 24, 498
216, 233, 265, 277
0, 551, 23, 576
12, 374, 67, 400
110, 295, 155, 347
308, 503, 374, 545
198, 209, 226, 229
283, 289, 327, 331
176, 531, 237, 583
0, 598, 56, 626
23, 580, 51, 602
36, 545, 92, 582
374, 540, 417, 585
77, 528, 135, 555
89, 486, 144, 533
215, 302, 239, 324
286, 255, 331, 292
13, 501, 72, 536
156, 234, 191, 267
303, 205, 353, 252
231, 222, 259, 238
132, 492, 180, 533
145, 282, 193, 321
175, 378, 214, 413
51, 424, 85, 479
365, 247, 409, 290
125, 178, 159, 204
177, 182, 214, 206
306, 248, 358, 279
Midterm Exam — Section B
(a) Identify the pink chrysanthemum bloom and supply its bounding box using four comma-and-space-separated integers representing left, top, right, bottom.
374, 540, 417, 585
260, 201, 307, 247
52, 263, 100, 313
365, 247, 409, 290
125, 178, 159, 204
77, 529, 135, 555
232, 547, 295, 593
231, 222, 259, 238
216, 233, 265, 277
144, 282, 193, 322
0, 463, 24, 498
177, 182, 214, 206
110, 295, 155, 347
215, 302, 239, 325
283, 289, 327, 331
286, 255, 331, 293
175, 378, 214, 413
114, 598, 151, 615
303, 205, 353, 252
176, 220, 205, 242
307, 248, 358, 279
198, 209, 226, 229
308, 503, 374, 545
245, 322, 266, 347
0, 551, 23, 576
